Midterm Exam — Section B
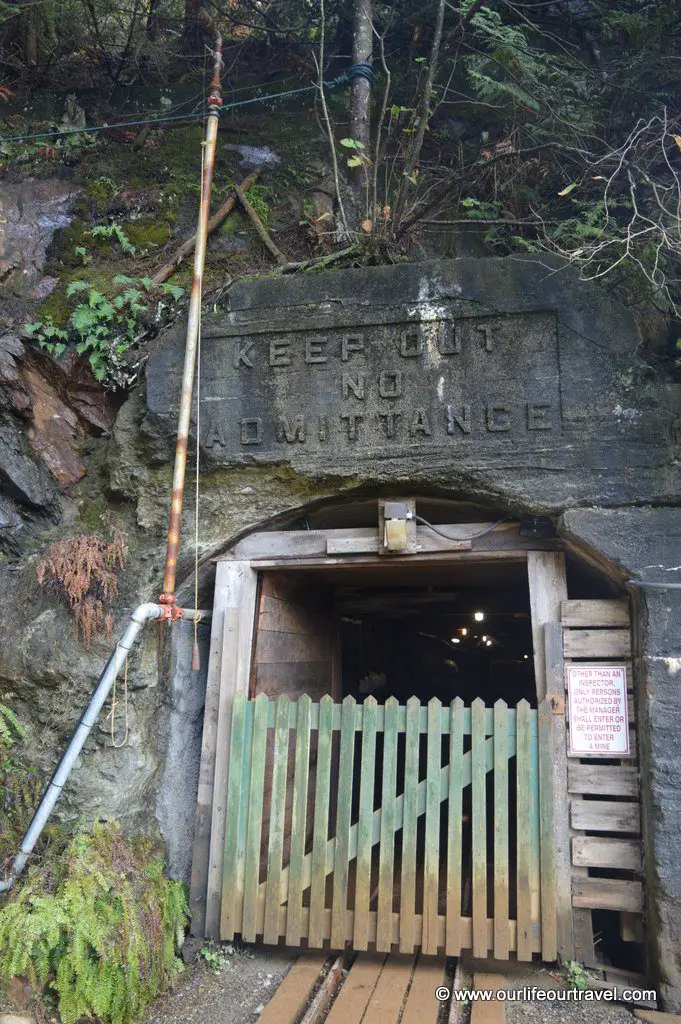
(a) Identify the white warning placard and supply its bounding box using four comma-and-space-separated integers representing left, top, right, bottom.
567, 664, 630, 756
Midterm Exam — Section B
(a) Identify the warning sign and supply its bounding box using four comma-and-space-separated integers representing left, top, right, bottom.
567, 665, 630, 756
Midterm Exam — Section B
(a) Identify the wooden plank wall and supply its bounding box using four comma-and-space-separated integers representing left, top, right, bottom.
561, 599, 644, 963
252, 572, 336, 701
251, 571, 337, 874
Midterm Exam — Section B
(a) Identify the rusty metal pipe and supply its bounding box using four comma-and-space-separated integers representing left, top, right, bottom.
160, 14, 223, 610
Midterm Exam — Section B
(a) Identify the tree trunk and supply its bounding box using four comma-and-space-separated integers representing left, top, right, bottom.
25, 1, 40, 64
350, 0, 373, 198
392, 0, 447, 236
147, 0, 160, 40
182, 0, 203, 53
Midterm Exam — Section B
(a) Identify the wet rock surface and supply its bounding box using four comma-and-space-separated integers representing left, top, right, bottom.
0, 178, 81, 301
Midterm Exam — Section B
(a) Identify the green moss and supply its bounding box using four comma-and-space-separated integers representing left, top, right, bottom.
219, 209, 248, 236
121, 216, 173, 249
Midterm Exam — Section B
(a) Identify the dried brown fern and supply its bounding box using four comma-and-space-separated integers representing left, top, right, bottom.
37, 514, 128, 646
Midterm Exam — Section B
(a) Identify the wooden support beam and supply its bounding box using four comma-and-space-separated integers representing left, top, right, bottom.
528, 552, 568, 702
219, 522, 558, 563
202, 560, 259, 938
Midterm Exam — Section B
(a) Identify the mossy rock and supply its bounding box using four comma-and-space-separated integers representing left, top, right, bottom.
121, 216, 173, 250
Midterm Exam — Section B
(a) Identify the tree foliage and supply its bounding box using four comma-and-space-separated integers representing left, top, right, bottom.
1, 0, 679, 318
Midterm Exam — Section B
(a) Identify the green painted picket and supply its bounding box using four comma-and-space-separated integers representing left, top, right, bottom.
219, 694, 557, 959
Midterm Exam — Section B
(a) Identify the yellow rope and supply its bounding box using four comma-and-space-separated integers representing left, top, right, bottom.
193, 139, 204, 654
108, 648, 129, 748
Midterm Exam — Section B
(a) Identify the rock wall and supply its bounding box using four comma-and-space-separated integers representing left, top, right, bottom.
1, 256, 680, 1004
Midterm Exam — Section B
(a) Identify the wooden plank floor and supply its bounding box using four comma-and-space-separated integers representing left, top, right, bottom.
257, 952, 448, 1024
257, 955, 327, 1024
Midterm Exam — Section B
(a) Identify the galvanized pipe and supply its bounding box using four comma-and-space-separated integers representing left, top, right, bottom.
0, 604, 211, 893
161, 14, 223, 607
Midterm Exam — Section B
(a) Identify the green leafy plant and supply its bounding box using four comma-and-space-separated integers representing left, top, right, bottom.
563, 960, 591, 990
0, 822, 188, 1024
23, 317, 68, 357
200, 943, 234, 973
243, 184, 273, 228
24, 276, 184, 385
89, 223, 136, 256
340, 137, 371, 171
0, 702, 24, 755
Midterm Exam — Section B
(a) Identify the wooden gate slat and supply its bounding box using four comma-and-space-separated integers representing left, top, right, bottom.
399, 697, 421, 954
377, 697, 399, 952
241, 693, 268, 941
220, 691, 249, 939
538, 700, 558, 960
308, 694, 334, 947
354, 696, 378, 951
423, 698, 442, 955
331, 695, 358, 948
516, 699, 533, 961
529, 702, 541, 947
493, 699, 509, 960
264, 694, 291, 944
472, 698, 488, 958
446, 697, 465, 956
285, 694, 312, 947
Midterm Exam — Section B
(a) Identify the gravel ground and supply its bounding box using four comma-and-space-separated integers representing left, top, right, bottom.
501, 964, 639, 1024
506, 1003, 637, 1024
144, 943, 295, 1024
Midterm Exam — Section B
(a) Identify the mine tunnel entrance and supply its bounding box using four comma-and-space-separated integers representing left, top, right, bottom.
335, 559, 536, 708
193, 500, 644, 974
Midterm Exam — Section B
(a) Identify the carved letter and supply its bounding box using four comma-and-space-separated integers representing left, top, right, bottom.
240, 418, 262, 445
234, 340, 255, 368
269, 340, 291, 366
378, 411, 402, 438
446, 404, 471, 434
400, 328, 423, 357
340, 413, 363, 440
305, 339, 327, 364
204, 419, 227, 448
277, 415, 306, 443
409, 408, 432, 437
438, 321, 461, 355
342, 334, 365, 362
527, 403, 552, 430
379, 370, 402, 399
486, 404, 511, 432
342, 373, 366, 400
477, 323, 494, 352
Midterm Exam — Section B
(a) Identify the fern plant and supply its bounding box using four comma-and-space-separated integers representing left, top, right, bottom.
0, 702, 24, 754
0, 822, 187, 1024
24, 275, 184, 385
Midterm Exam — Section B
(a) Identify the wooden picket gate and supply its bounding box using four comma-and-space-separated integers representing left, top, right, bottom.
219, 692, 558, 960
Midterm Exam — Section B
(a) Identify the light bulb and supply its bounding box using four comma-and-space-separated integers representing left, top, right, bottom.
486, 640, 492, 647
460, 628, 468, 636
451, 637, 461, 644
474, 611, 484, 622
